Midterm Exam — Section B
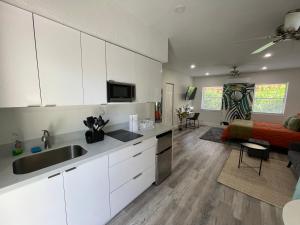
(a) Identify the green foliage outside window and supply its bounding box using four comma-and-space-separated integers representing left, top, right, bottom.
253, 83, 288, 114
201, 87, 223, 110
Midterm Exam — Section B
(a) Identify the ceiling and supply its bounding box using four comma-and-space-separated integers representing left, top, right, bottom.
112, 0, 300, 76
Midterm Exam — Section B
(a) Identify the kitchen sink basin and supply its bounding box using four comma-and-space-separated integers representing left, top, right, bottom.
13, 145, 87, 174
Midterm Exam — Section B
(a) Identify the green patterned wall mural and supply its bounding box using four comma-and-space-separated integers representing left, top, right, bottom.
222, 83, 255, 122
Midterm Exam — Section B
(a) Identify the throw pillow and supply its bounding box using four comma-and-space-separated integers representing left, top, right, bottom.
284, 116, 295, 128
287, 117, 300, 132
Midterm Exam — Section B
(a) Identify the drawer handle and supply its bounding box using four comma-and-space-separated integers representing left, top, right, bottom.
133, 141, 142, 146
133, 173, 143, 180
133, 152, 142, 157
48, 173, 61, 179
65, 167, 77, 172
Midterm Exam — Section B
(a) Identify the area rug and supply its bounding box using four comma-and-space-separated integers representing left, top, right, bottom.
200, 127, 224, 143
218, 150, 297, 207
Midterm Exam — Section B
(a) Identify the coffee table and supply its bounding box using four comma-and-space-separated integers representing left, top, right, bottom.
282, 200, 300, 225
238, 142, 268, 176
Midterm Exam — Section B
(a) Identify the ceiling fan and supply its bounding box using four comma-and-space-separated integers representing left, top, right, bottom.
251, 9, 300, 54
229, 66, 240, 77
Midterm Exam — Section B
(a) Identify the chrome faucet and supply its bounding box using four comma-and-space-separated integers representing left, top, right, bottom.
41, 130, 51, 149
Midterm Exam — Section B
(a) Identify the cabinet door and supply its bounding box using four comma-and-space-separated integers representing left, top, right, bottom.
148, 59, 162, 102
81, 33, 107, 105
134, 54, 162, 103
63, 156, 110, 225
134, 54, 149, 103
34, 15, 83, 106
106, 43, 135, 83
0, 2, 41, 107
0, 175, 67, 225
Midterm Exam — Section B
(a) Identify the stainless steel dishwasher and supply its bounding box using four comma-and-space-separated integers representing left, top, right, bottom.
155, 130, 173, 185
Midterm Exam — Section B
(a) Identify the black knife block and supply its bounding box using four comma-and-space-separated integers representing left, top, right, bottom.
85, 130, 104, 144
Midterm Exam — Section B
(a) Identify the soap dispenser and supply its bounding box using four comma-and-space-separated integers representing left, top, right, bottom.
12, 133, 23, 156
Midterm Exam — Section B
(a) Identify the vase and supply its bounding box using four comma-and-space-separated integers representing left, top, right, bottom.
178, 119, 183, 131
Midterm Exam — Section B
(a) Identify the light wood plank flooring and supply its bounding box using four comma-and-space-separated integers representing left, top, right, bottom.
107, 126, 284, 225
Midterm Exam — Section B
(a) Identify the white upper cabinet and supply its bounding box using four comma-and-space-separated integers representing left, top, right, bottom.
106, 43, 135, 84
147, 59, 162, 102
134, 54, 162, 103
107, 43, 162, 103
63, 156, 110, 225
81, 33, 107, 105
0, 2, 41, 107
34, 15, 83, 106
134, 54, 149, 103
0, 175, 67, 225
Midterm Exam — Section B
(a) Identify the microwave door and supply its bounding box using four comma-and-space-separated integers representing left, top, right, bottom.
107, 82, 135, 102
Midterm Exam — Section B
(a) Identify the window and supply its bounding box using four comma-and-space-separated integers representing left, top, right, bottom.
201, 86, 223, 110
253, 83, 288, 114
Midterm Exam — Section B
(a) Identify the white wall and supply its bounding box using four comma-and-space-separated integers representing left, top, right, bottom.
193, 68, 300, 125
162, 68, 193, 125
3, 0, 168, 62
0, 103, 154, 145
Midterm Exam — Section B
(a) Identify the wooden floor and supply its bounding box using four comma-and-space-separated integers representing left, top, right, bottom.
107, 126, 284, 225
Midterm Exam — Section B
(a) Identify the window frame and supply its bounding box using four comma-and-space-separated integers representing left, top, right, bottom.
201, 86, 223, 111
252, 82, 289, 115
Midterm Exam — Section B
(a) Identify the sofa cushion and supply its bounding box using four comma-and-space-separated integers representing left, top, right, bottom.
287, 117, 300, 132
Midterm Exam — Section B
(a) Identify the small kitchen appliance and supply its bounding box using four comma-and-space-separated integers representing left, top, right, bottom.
155, 130, 173, 185
107, 81, 136, 102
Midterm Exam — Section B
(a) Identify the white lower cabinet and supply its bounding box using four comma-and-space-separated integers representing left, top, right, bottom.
109, 138, 157, 217
63, 156, 110, 225
0, 137, 157, 225
109, 146, 155, 192
0, 174, 67, 225
110, 166, 155, 217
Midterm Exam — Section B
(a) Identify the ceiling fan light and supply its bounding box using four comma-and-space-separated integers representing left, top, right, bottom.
264, 53, 272, 58
284, 10, 300, 32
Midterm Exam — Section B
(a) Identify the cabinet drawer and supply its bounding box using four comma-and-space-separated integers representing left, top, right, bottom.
109, 147, 155, 192
132, 137, 157, 155
110, 166, 155, 217
109, 146, 132, 167
109, 137, 157, 167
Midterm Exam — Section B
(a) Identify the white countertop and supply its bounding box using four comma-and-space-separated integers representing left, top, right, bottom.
0, 123, 173, 195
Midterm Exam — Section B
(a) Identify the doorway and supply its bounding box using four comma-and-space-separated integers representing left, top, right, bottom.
162, 83, 174, 126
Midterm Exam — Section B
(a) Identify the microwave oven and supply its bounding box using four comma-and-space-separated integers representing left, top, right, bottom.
107, 81, 136, 102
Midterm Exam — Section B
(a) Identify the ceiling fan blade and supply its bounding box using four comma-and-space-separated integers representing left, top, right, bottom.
251, 41, 277, 54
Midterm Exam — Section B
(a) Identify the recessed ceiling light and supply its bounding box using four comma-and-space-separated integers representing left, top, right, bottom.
262, 66, 268, 70
190, 64, 196, 69
264, 53, 272, 58
205, 72, 210, 76
174, 4, 186, 13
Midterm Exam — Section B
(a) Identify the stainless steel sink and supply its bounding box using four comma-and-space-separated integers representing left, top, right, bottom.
13, 145, 87, 174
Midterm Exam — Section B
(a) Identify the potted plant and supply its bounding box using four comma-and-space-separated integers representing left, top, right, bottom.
176, 108, 188, 131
